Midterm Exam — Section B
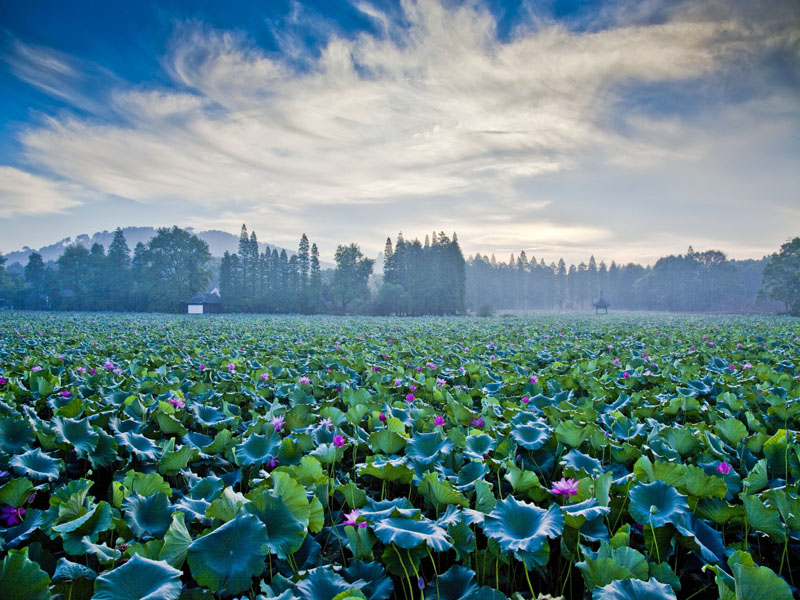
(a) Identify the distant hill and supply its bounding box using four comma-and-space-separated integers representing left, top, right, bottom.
3, 227, 288, 266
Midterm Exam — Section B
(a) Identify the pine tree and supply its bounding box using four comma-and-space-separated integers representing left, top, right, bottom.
238, 224, 249, 301
107, 228, 131, 310
309, 243, 322, 312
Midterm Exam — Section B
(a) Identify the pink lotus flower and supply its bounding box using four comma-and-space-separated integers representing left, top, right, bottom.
393, 378, 403, 387
299, 376, 311, 385
333, 435, 347, 447
77, 367, 86, 374
31, 365, 42, 372
169, 397, 185, 409
0, 505, 25, 526
0, 377, 6, 386
378, 413, 386, 422
89, 368, 97, 375
113, 368, 122, 374
521, 396, 530, 404
436, 378, 446, 387
613, 358, 620, 365
260, 373, 269, 381
104, 361, 114, 371
622, 371, 630, 378
410, 384, 417, 391
405, 393, 415, 403
550, 477, 579, 498
373, 366, 380, 372
717, 462, 733, 475
343, 509, 367, 527
199, 364, 206, 371
426, 362, 437, 370
271, 415, 286, 432
529, 375, 538, 383
736, 343, 743, 349
433, 415, 446, 427
320, 417, 333, 430
227, 363, 236, 372
416, 366, 423, 372
742, 363, 752, 370
708, 342, 715, 347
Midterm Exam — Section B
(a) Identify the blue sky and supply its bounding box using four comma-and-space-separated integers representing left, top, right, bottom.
1, 0, 798, 264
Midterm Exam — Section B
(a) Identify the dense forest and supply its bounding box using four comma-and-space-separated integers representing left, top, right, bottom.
0, 226, 797, 315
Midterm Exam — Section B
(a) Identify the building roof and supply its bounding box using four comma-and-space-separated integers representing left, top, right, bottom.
592, 292, 610, 308
186, 292, 221, 304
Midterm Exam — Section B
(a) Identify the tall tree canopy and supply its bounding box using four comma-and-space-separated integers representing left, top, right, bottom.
759, 237, 800, 316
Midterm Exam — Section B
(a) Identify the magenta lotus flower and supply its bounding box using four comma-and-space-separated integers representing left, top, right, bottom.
521, 396, 530, 404
728, 365, 735, 371
550, 477, 579, 498
169, 397, 185, 409
708, 342, 715, 347
717, 462, 733, 475
260, 373, 269, 382
31, 365, 42, 372
405, 393, 415, 403
76, 367, 86, 374
266, 458, 279, 469
298, 376, 311, 385
343, 509, 367, 528
333, 435, 346, 447
471, 417, 485, 427
89, 368, 97, 375
378, 413, 387, 422
622, 371, 630, 379
433, 415, 446, 427
426, 362, 437, 370
104, 361, 114, 371
227, 363, 236, 372
436, 378, 446, 387
410, 384, 418, 391
613, 358, 620, 365
0, 505, 25, 526
271, 415, 286, 432
372, 366, 380, 372
736, 343, 743, 349
0, 377, 6, 386
529, 375, 538, 383
59, 390, 71, 398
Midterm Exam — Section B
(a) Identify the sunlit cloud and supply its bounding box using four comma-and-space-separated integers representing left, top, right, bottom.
0, 167, 85, 218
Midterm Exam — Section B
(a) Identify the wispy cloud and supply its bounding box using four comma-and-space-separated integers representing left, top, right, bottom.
3, 0, 799, 260
0, 167, 84, 218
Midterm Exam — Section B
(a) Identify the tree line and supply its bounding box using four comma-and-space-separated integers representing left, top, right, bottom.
0, 226, 797, 315
465, 243, 796, 314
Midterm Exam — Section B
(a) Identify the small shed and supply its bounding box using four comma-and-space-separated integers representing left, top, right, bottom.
592, 291, 610, 315
185, 290, 221, 314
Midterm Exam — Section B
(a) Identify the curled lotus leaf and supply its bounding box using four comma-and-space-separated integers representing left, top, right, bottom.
372, 517, 452, 552
92, 553, 182, 600
629, 481, 690, 529
482, 496, 564, 555
10, 448, 62, 482
592, 577, 677, 600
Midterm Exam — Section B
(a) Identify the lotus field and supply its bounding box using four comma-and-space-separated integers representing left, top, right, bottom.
1, 312, 799, 600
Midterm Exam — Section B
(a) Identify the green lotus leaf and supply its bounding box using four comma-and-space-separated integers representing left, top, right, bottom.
89, 429, 119, 469
80, 539, 122, 564
342, 561, 394, 600
482, 496, 564, 557
206, 487, 250, 522
562, 498, 611, 531
158, 512, 192, 568
577, 557, 638, 589
418, 472, 469, 510
674, 513, 727, 565
297, 567, 363, 600
93, 553, 182, 600
359, 498, 421, 521
358, 456, 415, 483
455, 460, 489, 489
511, 423, 550, 451
593, 577, 677, 600
117, 431, 160, 461
234, 431, 281, 467
245, 490, 305, 558
122, 492, 172, 540
464, 434, 496, 460
628, 481, 690, 529
0, 548, 52, 600
2, 508, 43, 549
270, 471, 312, 527
406, 432, 453, 466
187, 513, 269, 595
53, 557, 97, 582
52, 501, 114, 555
0, 477, 34, 507
742, 494, 785, 540
158, 443, 198, 476
191, 404, 234, 428
369, 430, 407, 455
372, 517, 452, 551
562, 449, 603, 476
53, 416, 99, 458
426, 565, 478, 600
0, 417, 35, 454
10, 448, 62, 482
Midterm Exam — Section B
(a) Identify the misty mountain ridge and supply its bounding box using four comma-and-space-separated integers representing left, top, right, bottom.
3, 227, 289, 266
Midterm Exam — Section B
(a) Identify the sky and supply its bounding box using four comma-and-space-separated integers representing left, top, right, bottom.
0, 0, 798, 266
